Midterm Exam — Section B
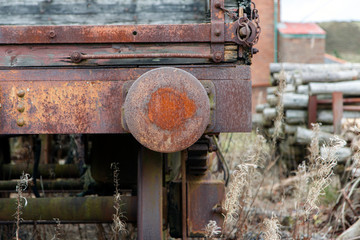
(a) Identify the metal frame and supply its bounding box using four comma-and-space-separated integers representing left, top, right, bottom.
308, 92, 360, 134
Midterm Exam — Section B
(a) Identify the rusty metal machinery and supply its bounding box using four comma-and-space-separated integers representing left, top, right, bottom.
0, 0, 260, 239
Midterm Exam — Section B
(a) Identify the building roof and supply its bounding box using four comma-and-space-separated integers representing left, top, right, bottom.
324, 53, 347, 64
278, 22, 326, 38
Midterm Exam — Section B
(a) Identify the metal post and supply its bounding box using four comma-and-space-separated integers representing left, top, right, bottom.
181, 150, 188, 240
308, 95, 318, 128
332, 92, 343, 134
137, 147, 163, 240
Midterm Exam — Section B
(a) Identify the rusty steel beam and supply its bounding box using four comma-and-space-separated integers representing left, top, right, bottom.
0, 23, 240, 44
181, 151, 188, 240
308, 95, 318, 129
137, 147, 163, 239
0, 196, 136, 222
343, 105, 360, 111
2, 164, 79, 179
0, 65, 250, 82
0, 179, 82, 191
0, 79, 251, 135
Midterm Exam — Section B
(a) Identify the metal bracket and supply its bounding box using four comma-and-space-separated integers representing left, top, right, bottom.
211, 0, 225, 63
201, 81, 216, 132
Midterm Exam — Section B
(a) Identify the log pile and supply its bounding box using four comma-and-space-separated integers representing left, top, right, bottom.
254, 63, 360, 165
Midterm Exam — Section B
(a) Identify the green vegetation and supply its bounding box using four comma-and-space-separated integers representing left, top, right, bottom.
319, 21, 360, 62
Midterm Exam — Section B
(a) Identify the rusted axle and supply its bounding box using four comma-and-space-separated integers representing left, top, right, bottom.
2, 164, 79, 179
70, 52, 214, 63
0, 196, 136, 222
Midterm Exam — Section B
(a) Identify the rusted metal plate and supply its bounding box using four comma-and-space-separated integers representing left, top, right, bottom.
212, 80, 252, 132
187, 181, 225, 237
0, 67, 250, 134
137, 147, 163, 239
0, 196, 137, 222
0, 65, 250, 81
124, 67, 210, 153
0, 81, 124, 134
0, 23, 240, 44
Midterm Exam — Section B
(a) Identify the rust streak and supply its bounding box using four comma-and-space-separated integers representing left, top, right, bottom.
148, 88, 196, 131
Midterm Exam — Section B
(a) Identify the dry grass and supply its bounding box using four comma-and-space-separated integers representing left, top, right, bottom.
205, 220, 221, 239
216, 68, 355, 239
15, 172, 32, 240
110, 162, 127, 240
262, 215, 281, 240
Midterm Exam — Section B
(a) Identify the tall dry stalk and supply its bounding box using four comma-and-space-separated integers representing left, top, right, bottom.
308, 123, 320, 166
305, 136, 344, 217
220, 131, 270, 238
272, 70, 286, 147
110, 162, 127, 239
262, 214, 281, 240
15, 172, 31, 240
293, 124, 344, 237
51, 218, 62, 240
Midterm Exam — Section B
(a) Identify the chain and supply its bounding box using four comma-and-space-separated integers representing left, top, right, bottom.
250, 1, 261, 46
217, 1, 261, 47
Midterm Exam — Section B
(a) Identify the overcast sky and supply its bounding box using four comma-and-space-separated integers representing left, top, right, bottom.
281, 0, 360, 22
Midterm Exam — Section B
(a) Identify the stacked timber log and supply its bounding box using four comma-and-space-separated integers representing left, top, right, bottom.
254, 63, 360, 165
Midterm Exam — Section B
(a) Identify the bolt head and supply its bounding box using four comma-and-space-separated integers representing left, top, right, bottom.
17, 90, 25, 98
215, 29, 221, 36
49, 30, 56, 38
70, 52, 82, 63
17, 118, 25, 127
214, 1, 221, 8
214, 52, 222, 61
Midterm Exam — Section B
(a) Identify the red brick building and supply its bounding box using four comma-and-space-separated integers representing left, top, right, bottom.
278, 22, 326, 63
250, 2, 326, 112
251, 0, 279, 111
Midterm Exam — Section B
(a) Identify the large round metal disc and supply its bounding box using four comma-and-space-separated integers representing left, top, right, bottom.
124, 67, 210, 153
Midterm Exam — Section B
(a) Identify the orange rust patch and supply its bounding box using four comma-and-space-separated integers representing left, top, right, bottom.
148, 87, 196, 130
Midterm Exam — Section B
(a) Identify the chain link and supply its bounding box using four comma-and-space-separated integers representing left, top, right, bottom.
217, 1, 261, 47
250, 1, 261, 46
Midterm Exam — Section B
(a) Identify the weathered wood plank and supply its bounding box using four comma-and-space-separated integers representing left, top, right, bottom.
0, 0, 241, 25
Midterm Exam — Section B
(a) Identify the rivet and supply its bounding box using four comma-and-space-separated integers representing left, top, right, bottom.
215, 30, 221, 36
214, 52, 222, 61
17, 90, 25, 98
70, 52, 83, 63
17, 103, 25, 112
16, 118, 25, 127
49, 30, 56, 38
214, 1, 221, 8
